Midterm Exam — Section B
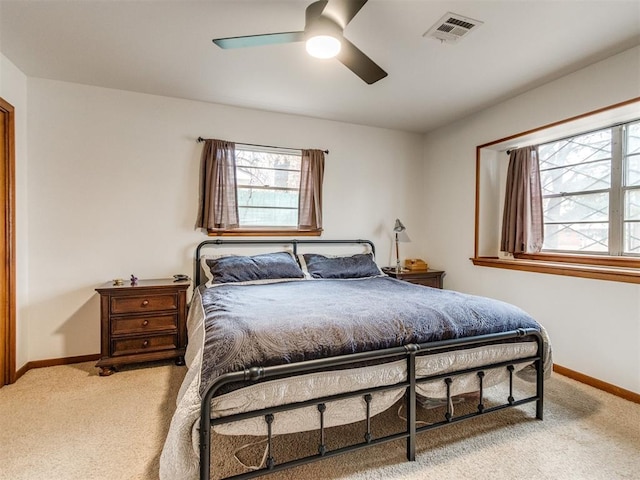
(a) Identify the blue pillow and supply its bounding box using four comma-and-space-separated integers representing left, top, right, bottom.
301, 253, 382, 279
204, 252, 304, 285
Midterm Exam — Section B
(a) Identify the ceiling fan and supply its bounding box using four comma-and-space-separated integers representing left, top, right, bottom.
211, 0, 387, 85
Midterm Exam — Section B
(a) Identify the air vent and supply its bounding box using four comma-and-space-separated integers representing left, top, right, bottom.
423, 12, 483, 44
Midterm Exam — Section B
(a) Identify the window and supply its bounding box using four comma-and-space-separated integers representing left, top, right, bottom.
539, 120, 640, 255
624, 122, 640, 253
196, 138, 324, 236
235, 146, 302, 228
473, 98, 640, 284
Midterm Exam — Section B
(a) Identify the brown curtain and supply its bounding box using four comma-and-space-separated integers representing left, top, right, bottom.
298, 149, 325, 231
500, 146, 544, 254
195, 139, 239, 230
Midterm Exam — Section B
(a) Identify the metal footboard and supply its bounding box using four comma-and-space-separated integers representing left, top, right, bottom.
199, 328, 544, 480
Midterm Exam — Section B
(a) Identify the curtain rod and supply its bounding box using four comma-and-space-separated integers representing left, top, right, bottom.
197, 137, 329, 154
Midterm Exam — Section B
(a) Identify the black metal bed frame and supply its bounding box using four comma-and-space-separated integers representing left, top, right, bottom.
194, 239, 545, 480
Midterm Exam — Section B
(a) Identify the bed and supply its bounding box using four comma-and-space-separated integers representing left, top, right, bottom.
159, 239, 551, 480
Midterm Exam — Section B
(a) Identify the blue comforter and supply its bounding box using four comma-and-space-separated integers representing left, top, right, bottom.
199, 277, 541, 396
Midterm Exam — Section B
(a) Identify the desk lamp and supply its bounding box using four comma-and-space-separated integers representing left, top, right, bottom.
394, 219, 406, 273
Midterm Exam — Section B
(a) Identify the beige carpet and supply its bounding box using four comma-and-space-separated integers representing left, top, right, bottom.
0, 361, 638, 480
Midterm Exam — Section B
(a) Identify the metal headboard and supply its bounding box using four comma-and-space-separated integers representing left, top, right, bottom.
194, 239, 375, 286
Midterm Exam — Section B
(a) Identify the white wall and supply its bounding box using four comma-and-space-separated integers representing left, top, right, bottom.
422, 45, 640, 394
0, 53, 28, 371
8, 41, 640, 396
25, 78, 424, 361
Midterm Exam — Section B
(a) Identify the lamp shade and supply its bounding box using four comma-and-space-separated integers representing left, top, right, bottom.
393, 218, 406, 233
305, 35, 341, 58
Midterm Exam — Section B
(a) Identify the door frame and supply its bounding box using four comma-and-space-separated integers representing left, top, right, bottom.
0, 97, 16, 386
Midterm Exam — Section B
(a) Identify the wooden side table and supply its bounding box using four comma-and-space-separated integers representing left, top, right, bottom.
382, 267, 445, 289
95, 278, 190, 376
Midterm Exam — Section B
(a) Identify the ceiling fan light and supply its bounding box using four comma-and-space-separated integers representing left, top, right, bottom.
305, 35, 341, 59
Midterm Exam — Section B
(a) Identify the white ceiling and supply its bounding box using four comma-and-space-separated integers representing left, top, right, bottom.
1, 0, 639, 133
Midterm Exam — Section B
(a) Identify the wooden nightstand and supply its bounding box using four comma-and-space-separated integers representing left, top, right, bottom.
382, 267, 445, 289
95, 278, 190, 376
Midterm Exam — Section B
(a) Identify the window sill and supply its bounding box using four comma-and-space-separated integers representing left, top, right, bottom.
470, 256, 640, 284
207, 228, 322, 237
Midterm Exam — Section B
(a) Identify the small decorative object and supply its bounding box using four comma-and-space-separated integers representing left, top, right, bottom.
113, 278, 124, 286
405, 258, 428, 271
130, 274, 138, 286
393, 218, 407, 273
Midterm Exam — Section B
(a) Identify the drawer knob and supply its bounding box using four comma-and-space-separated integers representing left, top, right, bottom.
142, 340, 149, 348
141, 299, 149, 307
142, 320, 149, 327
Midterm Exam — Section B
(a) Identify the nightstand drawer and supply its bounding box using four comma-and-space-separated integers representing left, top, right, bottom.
408, 277, 441, 288
111, 334, 178, 357
110, 293, 177, 314
111, 314, 178, 335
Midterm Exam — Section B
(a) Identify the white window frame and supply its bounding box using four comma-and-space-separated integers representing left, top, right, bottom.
538, 121, 639, 256
234, 144, 302, 230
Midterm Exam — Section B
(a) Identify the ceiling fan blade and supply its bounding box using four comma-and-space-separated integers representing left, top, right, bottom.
322, 0, 368, 28
213, 31, 305, 49
306, 0, 329, 27
336, 37, 387, 84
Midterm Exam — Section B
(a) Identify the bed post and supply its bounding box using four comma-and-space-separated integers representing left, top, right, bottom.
405, 344, 418, 461
535, 332, 544, 420
199, 387, 214, 480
